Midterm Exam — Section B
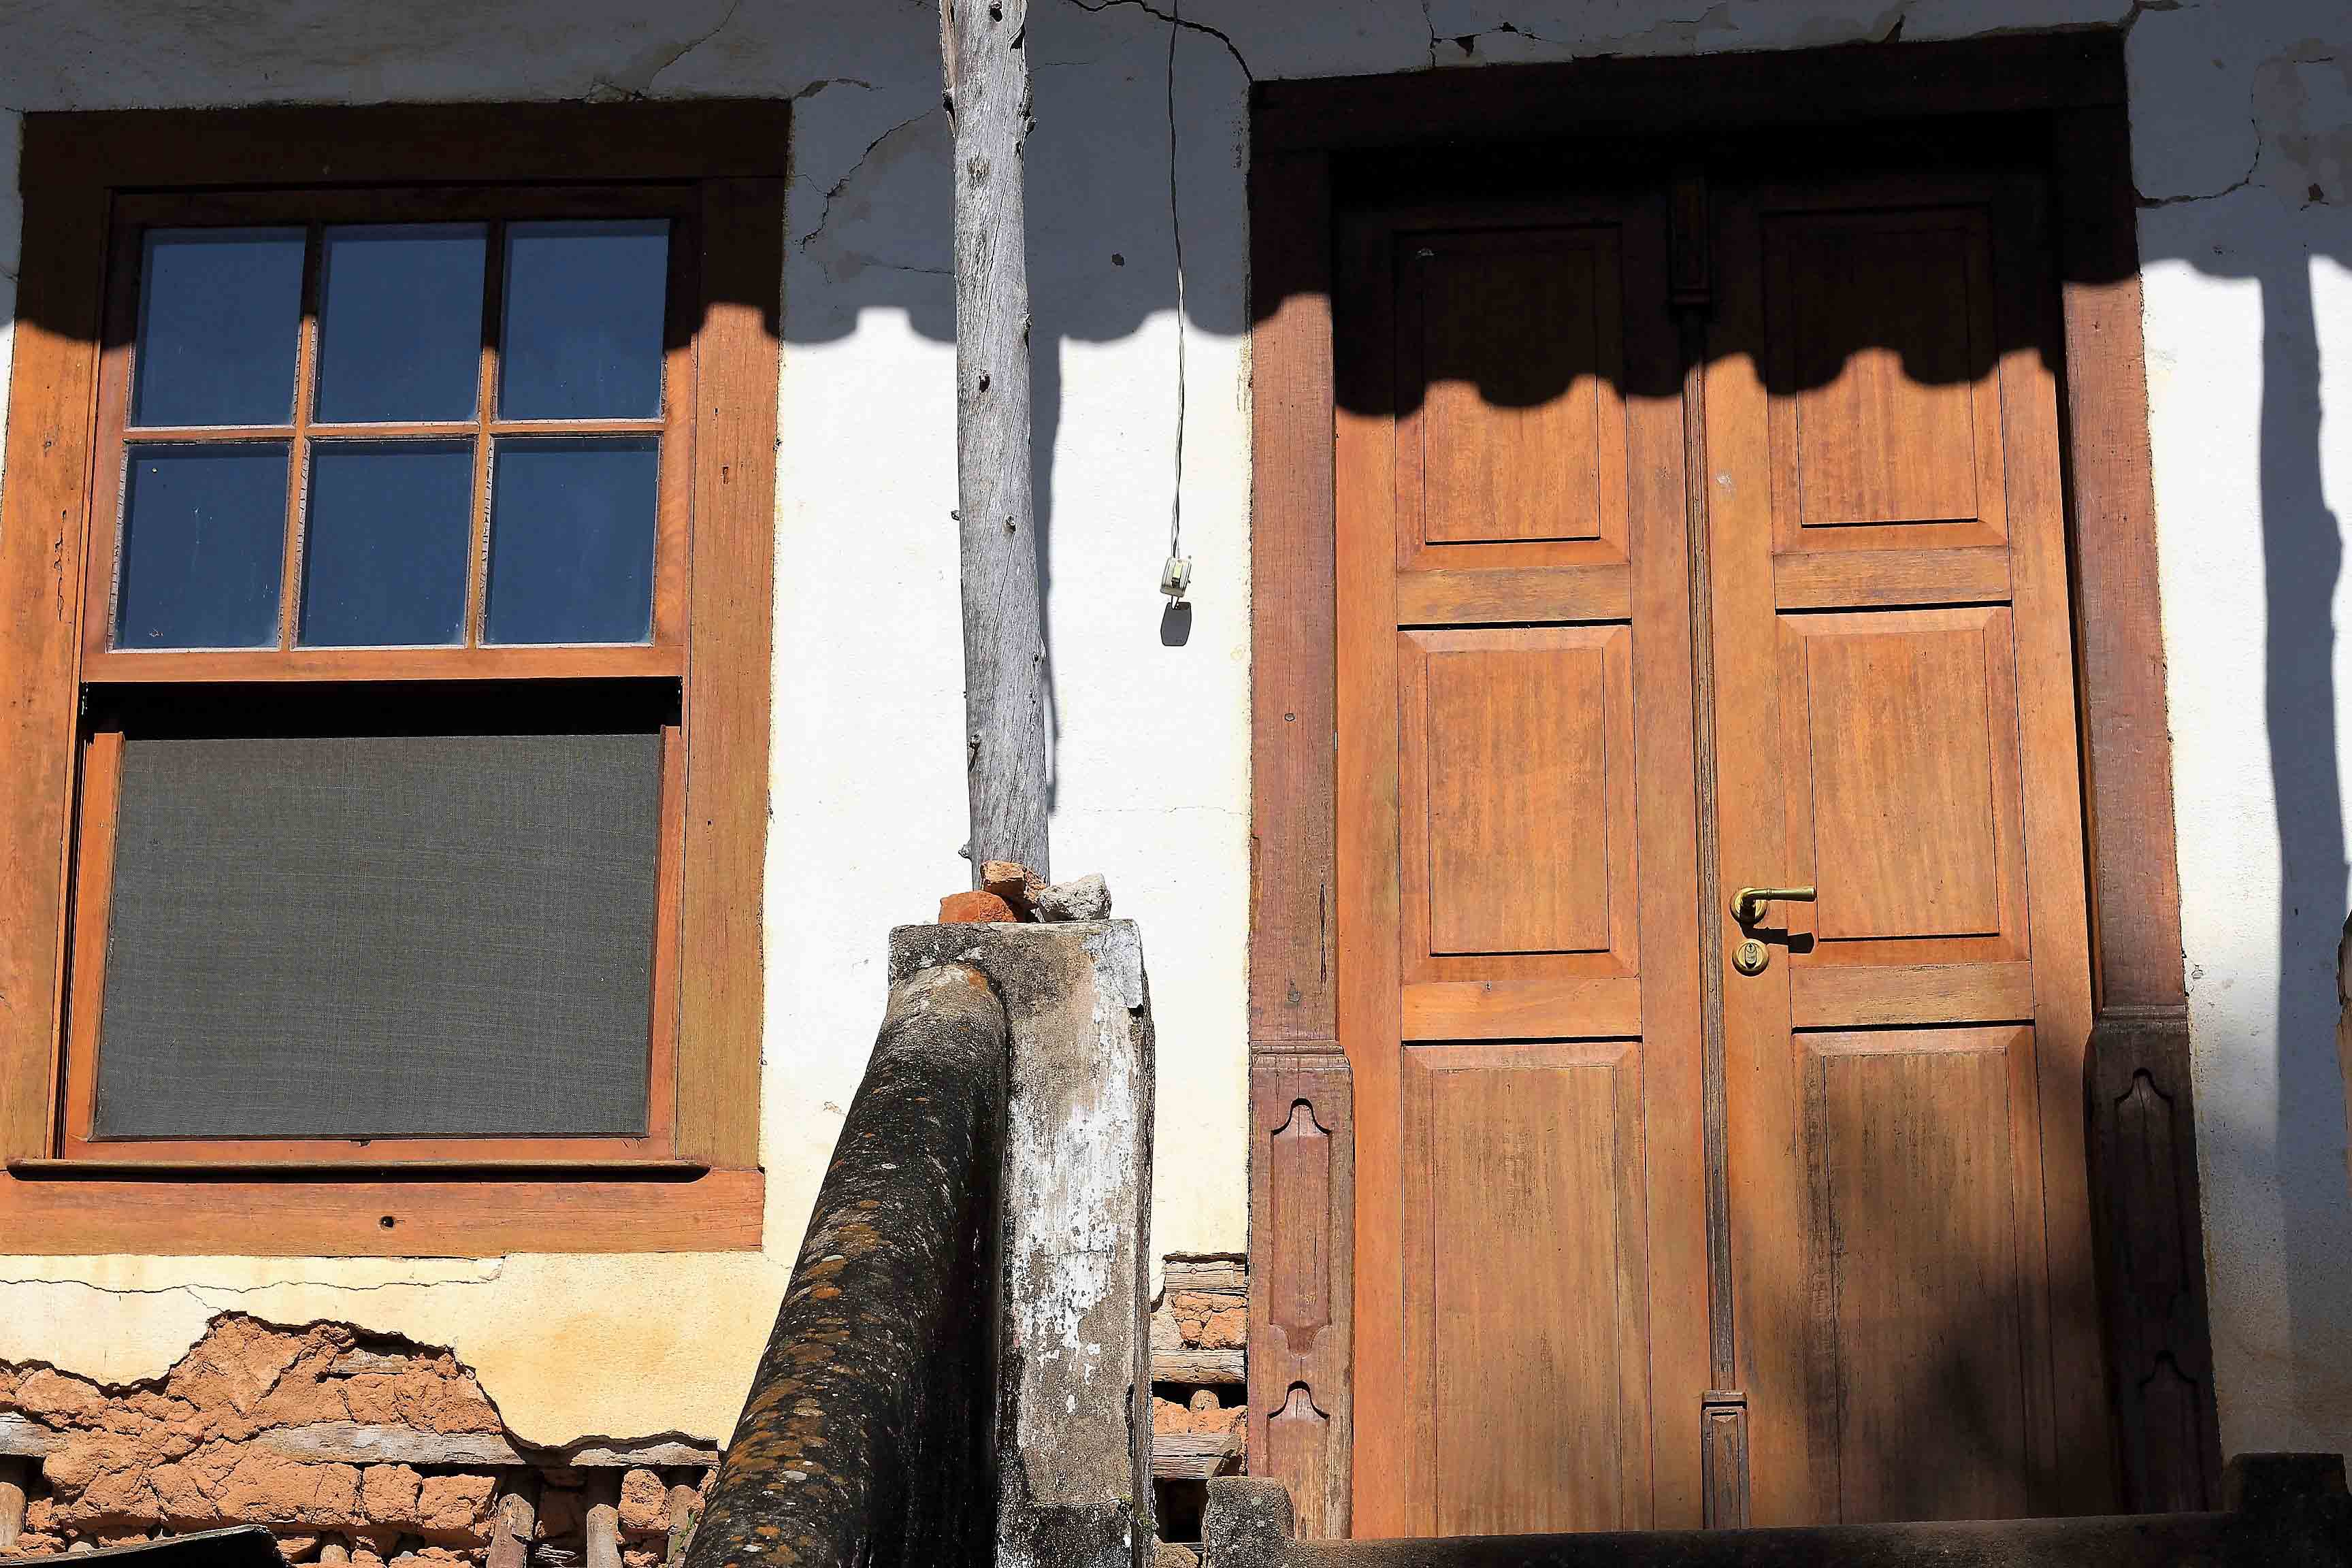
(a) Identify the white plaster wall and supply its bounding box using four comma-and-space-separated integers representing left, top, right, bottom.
0, 0, 2348, 1469
2135, 4, 2352, 1455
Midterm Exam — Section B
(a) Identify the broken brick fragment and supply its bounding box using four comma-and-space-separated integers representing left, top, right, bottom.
14, 1370, 105, 1425
978, 860, 1045, 916
938, 889, 1017, 924
415, 1474, 495, 1543
615, 1469, 667, 1535
361, 1465, 423, 1528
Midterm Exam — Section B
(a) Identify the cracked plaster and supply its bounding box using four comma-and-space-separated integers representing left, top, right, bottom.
0, 1256, 785, 1450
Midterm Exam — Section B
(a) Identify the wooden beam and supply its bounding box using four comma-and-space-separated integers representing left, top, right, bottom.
264, 1422, 720, 1469
1162, 1260, 1247, 1293
585, 1473, 622, 1568
1152, 1349, 1245, 1387
0, 1169, 762, 1256
0, 1412, 719, 1469
0, 1416, 63, 1457
1152, 1432, 1244, 1482
0, 1459, 29, 1554
487, 1480, 538, 1568
946, 0, 1049, 881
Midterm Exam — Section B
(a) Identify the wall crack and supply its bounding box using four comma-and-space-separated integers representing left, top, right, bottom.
589, 0, 747, 99
796, 110, 941, 257
1064, 0, 1252, 82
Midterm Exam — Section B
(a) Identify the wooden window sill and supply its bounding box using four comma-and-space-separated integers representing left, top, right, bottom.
0, 1164, 762, 1256
8, 1157, 711, 1179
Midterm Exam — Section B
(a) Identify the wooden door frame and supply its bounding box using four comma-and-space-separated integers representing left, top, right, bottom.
1244, 31, 2222, 1533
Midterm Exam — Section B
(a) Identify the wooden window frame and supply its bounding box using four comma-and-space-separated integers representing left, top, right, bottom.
1244, 32, 2223, 1532
0, 101, 787, 1254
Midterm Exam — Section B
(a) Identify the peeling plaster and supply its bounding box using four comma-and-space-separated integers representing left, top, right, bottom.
0, 1256, 786, 1449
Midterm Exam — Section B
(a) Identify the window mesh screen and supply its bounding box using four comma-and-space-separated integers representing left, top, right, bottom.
91, 729, 662, 1139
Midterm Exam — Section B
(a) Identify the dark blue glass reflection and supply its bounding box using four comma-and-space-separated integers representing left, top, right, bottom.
131, 229, 306, 427
499, 220, 670, 419
116, 444, 289, 649
314, 225, 487, 423
485, 438, 657, 644
299, 442, 475, 647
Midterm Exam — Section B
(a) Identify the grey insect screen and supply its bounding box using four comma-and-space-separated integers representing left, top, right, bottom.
91, 728, 663, 1139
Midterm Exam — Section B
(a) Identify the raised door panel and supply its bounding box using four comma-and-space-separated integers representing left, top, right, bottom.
1398, 627, 1637, 1034
1760, 203, 2008, 576
1801, 1028, 2042, 1522
1776, 607, 2029, 1028
1403, 1042, 1649, 1535
1398, 228, 1627, 569
1805, 623, 1999, 940
1418, 242, 1605, 544
1424, 636, 1610, 953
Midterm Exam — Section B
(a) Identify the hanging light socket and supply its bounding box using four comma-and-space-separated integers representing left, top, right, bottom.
1159, 554, 1193, 602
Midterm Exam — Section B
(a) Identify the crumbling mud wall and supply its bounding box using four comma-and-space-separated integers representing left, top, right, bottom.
0, 1316, 713, 1565
1148, 1259, 1247, 1560
1149, 1262, 1245, 1452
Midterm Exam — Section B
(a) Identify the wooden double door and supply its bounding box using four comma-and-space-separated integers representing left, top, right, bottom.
1335, 157, 2112, 1535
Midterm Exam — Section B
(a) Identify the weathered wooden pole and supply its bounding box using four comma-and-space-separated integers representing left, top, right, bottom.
944, 0, 1051, 883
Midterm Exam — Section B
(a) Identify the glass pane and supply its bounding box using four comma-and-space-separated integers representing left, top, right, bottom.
314, 225, 487, 423
499, 220, 670, 419
299, 442, 475, 647
485, 437, 657, 644
132, 229, 306, 427
116, 444, 289, 649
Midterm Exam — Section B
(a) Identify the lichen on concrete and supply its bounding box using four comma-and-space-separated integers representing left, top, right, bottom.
887, 921, 1156, 1568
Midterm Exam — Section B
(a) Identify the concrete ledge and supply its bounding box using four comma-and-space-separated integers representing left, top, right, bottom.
1205, 1456, 2352, 1568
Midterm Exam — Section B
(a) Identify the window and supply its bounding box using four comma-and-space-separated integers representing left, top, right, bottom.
0, 103, 786, 1254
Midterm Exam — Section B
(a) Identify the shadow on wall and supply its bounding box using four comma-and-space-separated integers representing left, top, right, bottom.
2138, 35, 2352, 1444
781, 4, 1256, 811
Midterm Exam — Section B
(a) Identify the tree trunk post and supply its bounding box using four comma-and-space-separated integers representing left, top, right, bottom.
945, 0, 1050, 883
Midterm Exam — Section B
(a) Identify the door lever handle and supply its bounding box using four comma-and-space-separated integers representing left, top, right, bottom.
1731, 885, 1816, 927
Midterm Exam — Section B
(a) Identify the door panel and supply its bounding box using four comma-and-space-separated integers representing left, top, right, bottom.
1765, 210, 2002, 535
1411, 234, 1619, 546
1801, 1028, 2038, 1523
1396, 227, 1630, 568
1776, 606, 2027, 965
1401, 625, 1636, 974
1403, 1042, 1648, 1534
1338, 191, 1708, 1537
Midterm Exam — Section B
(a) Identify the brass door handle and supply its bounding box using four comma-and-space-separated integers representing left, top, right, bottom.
1731, 885, 1816, 928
